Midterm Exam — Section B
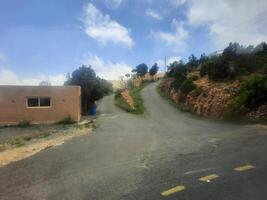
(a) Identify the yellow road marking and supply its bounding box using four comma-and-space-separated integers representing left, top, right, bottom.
161, 185, 186, 196
199, 174, 219, 182
234, 165, 256, 172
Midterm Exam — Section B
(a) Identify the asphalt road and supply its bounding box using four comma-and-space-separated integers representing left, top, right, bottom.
1, 82, 267, 200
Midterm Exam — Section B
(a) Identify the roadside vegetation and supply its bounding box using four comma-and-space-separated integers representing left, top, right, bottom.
18, 120, 31, 128
115, 90, 134, 112
0, 131, 51, 152
65, 65, 112, 115
115, 85, 146, 114
159, 41, 267, 122
0, 119, 94, 152
115, 63, 159, 114
0, 120, 94, 167
227, 74, 267, 120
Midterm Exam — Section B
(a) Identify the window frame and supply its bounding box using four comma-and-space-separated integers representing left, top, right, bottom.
26, 96, 52, 108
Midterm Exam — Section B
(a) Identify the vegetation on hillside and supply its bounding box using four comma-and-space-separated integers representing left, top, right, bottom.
228, 75, 267, 117
115, 85, 146, 114
164, 41, 267, 120
199, 42, 267, 80
115, 62, 160, 114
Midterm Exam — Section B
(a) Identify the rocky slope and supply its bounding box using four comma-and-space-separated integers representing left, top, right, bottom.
159, 75, 267, 121
159, 76, 242, 118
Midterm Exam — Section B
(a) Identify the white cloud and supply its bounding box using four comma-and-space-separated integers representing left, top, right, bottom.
104, 0, 124, 9
146, 8, 162, 20
186, 0, 267, 47
39, 74, 66, 86
83, 54, 132, 80
169, 0, 187, 7
83, 3, 134, 48
0, 68, 65, 86
151, 19, 188, 51
0, 53, 65, 86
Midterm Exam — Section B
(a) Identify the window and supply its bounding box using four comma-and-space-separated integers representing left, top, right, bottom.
27, 97, 51, 108
27, 98, 39, 107
40, 97, 51, 107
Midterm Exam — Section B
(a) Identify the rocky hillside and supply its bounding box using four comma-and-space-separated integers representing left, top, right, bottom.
159, 74, 267, 121
159, 42, 267, 122
159, 76, 238, 118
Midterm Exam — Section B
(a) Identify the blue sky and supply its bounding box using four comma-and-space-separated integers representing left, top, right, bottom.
0, 0, 266, 84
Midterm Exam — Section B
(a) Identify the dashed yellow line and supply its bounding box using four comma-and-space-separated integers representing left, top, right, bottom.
160, 164, 256, 196
199, 174, 220, 182
161, 185, 186, 196
234, 165, 256, 172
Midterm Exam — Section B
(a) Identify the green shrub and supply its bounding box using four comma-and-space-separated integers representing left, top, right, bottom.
167, 61, 187, 78
8, 138, 24, 147
200, 58, 228, 80
129, 86, 145, 114
171, 75, 187, 90
167, 61, 189, 91
180, 79, 197, 94
207, 57, 229, 80
189, 75, 199, 81
263, 64, 267, 76
114, 89, 123, 99
228, 75, 267, 116
190, 87, 203, 98
18, 120, 30, 128
200, 62, 209, 77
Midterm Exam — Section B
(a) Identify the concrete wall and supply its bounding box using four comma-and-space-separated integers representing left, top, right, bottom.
0, 86, 81, 125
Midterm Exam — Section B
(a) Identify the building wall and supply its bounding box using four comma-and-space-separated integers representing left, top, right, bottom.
0, 86, 81, 125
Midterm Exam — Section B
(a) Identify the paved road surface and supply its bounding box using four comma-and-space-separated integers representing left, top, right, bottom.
0, 82, 267, 200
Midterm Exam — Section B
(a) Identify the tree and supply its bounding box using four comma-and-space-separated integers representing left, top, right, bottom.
180, 79, 197, 94
133, 63, 148, 77
222, 42, 240, 60
167, 61, 188, 90
65, 65, 112, 114
149, 63, 159, 77
167, 61, 187, 78
125, 73, 130, 79
167, 61, 179, 77
199, 53, 208, 64
187, 54, 199, 69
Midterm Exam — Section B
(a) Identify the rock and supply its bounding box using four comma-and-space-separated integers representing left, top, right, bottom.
246, 103, 267, 120
159, 77, 242, 118
121, 90, 135, 109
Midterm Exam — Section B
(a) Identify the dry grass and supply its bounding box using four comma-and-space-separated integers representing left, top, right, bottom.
0, 129, 91, 167
0, 131, 51, 152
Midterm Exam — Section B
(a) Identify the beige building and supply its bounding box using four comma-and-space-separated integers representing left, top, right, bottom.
0, 85, 81, 125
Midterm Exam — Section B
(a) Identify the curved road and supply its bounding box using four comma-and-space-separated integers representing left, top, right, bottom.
1, 83, 267, 199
